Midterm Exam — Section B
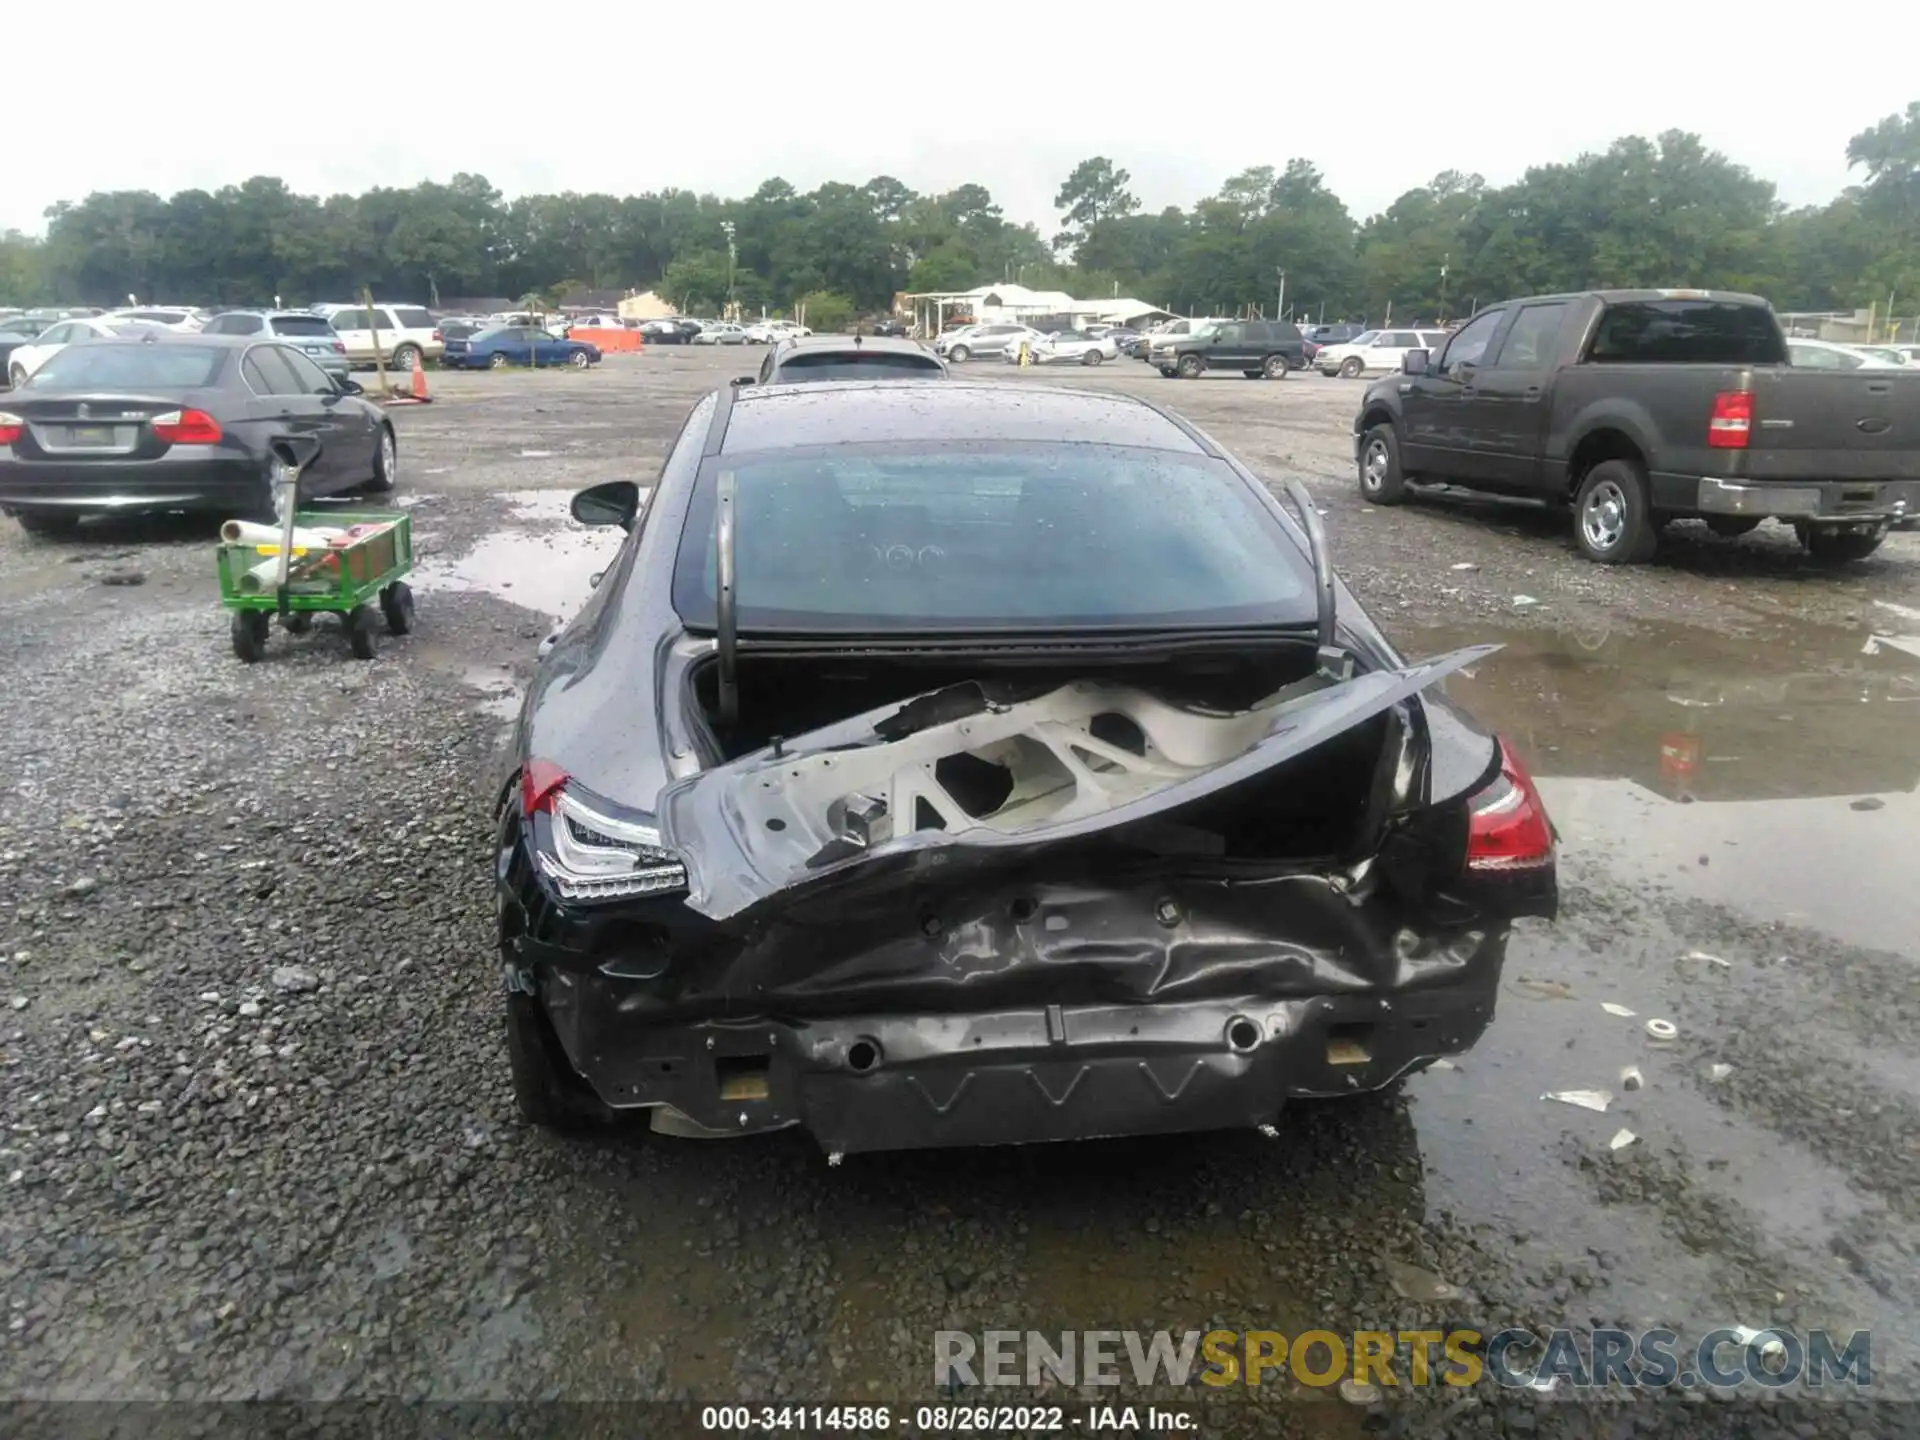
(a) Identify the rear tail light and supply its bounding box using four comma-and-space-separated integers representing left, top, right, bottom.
1708, 391, 1752, 449
520, 761, 689, 901
1466, 737, 1555, 873
432, 329, 443, 342
150, 408, 223, 445
333, 341, 347, 354
0, 411, 22, 446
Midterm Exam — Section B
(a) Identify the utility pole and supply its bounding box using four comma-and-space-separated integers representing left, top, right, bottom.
721, 221, 737, 320
1438, 254, 1450, 324
1275, 268, 1287, 323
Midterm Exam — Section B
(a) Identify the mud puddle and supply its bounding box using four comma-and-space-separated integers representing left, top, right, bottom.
411, 489, 635, 625
1395, 612, 1920, 1371
1394, 613, 1920, 953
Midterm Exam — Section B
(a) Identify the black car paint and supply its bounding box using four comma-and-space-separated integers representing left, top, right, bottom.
498, 381, 1547, 1153
0, 335, 390, 521
1352, 289, 1920, 524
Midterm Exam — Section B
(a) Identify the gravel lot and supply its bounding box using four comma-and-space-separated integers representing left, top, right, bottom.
3, 347, 1917, 1436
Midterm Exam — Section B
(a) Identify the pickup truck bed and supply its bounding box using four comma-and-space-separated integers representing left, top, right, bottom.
1352, 289, 1920, 565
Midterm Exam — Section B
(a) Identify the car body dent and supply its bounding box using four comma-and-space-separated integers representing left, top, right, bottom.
657, 643, 1498, 922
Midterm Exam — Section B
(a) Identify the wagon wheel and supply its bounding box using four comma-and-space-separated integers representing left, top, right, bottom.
346, 604, 380, 660
380, 581, 415, 636
230, 610, 270, 664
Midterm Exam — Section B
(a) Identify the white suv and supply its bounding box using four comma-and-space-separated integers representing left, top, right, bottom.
1315, 328, 1450, 378
318, 303, 445, 370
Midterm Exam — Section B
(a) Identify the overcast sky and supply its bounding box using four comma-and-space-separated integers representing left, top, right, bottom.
6, 1, 1913, 237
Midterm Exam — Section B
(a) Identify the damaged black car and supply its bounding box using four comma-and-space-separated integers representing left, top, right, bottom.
494, 380, 1557, 1156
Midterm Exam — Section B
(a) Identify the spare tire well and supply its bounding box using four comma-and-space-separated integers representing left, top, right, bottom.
1566, 429, 1646, 500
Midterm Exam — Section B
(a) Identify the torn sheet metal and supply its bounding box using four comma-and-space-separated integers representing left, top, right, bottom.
659, 645, 1497, 922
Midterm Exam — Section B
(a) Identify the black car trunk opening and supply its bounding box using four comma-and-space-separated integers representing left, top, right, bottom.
684, 642, 1406, 867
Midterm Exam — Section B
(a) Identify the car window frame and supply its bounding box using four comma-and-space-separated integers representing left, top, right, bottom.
1487, 302, 1568, 370
276, 344, 336, 393
241, 343, 308, 397
1434, 309, 1506, 374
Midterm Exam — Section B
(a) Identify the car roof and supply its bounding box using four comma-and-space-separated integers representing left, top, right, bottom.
720, 381, 1210, 456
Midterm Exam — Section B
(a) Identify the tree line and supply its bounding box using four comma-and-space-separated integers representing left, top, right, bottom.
1, 102, 1915, 327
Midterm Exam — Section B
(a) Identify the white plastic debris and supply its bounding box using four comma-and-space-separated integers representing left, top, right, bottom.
1620, 1065, 1644, 1091
1450, 562, 1479, 572
1337, 1378, 1382, 1406
1427, 1058, 1457, 1071
1682, 950, 1732, 968
1645, 1018, 1678, 1041
1707, 1063, 1734, 1082
1601, 1002, 1636, 1018
1512, 594, 1541, 607
1542, 1089, 1612, 1112
1731, 1327, 1788, 1367
1609, 1128, 1638, 1151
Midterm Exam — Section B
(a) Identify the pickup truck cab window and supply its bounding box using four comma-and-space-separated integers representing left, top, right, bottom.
1490, 303, 1568, 369
1436, 309, 1504, 372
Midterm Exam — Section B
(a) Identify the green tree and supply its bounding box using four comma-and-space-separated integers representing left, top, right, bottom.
795, 290, 854, 332
1053, 157, 1138, 252
660, 249, 734, 313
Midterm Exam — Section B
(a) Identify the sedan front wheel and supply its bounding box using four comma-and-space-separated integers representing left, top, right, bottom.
568, 350, 591, 369
488, 352, 510, 370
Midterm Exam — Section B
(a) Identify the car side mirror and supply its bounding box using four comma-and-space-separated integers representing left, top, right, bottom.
1402, 350, 1430, 376
731, 375, 754, 386
571, 479, 640, 531
337, 377, 364, 396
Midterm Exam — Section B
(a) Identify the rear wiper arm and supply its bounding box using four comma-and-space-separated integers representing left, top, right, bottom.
1278, 477, 1353, 681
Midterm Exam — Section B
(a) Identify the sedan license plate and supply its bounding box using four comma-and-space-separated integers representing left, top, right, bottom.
68, 425, 117, 447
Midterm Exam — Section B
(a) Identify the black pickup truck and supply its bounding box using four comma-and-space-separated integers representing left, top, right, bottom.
1350, 289, 1920, 564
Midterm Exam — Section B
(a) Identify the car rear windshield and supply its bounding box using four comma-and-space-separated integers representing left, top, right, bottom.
270, 315, 336, 337
1585, 300, 1786, 365
776, 353, 944, 380
27, 344, 224, 390
671, 444, 1314, 632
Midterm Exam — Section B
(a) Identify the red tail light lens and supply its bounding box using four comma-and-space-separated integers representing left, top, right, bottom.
0, 411, 22, 446
333, 341, 347, 354
151, 408, 222, 445
431, 329, 443, 342
1467, 737, 1555, 873
520, 759, 569, 818
1708, 391, 1752, 449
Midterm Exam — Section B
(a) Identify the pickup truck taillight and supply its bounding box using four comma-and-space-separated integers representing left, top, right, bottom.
1708, 391, 1753, 449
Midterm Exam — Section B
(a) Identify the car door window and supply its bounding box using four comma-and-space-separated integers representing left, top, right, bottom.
277, 346, 335, 393
1489, 304, 1566, 369
331, 310, 369, 332
1435, 310, 1504, 372
1789, 344, 1848, 370
1212, 323, 1244, 345
245, 346, 307, 395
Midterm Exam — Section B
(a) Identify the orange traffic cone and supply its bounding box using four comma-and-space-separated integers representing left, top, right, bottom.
409, 356, 431, 403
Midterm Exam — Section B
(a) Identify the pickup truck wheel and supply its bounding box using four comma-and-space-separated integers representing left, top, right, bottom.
1263, 354, 1290, 379
1358, 425, 1407, 505
1799, 525, 1885, 564
1177, 354, 1204, 378
1574, 462, 1659, 564
1339, 357, 1365, 379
